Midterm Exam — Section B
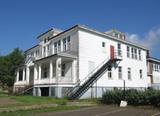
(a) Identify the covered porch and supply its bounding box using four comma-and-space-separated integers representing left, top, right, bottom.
33, 54, 78, 85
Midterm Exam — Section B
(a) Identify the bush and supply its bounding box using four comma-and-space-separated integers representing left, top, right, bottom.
101, 88, 160, 107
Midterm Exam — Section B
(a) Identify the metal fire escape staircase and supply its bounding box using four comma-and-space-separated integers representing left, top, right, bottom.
67, 54, 122, 99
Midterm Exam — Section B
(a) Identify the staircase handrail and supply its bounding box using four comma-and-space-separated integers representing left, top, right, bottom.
66, 57, 110, 96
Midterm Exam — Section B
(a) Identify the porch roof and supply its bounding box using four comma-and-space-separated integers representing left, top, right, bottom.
34, 52, 77, 63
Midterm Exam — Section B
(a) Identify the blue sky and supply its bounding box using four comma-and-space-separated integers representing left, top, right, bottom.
0, 0, 160, 58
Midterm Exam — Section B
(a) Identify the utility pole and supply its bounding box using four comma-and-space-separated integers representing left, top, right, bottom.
123, 79, 126, 100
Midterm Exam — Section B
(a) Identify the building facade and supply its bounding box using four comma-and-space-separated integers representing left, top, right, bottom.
147, 57, 160, 89
14, 24, 156, 98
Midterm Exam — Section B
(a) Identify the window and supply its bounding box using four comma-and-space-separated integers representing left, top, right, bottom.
102, 42, 105, 47
128, 68, 131, 80
43, 47, 46, 56
154, 64, 160, 72
43, 67, 48, 78
67, 36, 71, 50
108, 66, 112, 79
58, 40, 61, 52
54, 42, 57, 54
134, 48, 137, 59
140, 69, 143, 79
118, 66, 122, 79
47, 44, 50, 51
61, 64, 65, 77
152, 64, 155, 71
117, 43, 122, 56
24, 68, 26, 80
63, 38, 67, 51
131, 48, 134, 59
31, 52, 34, 57
35, 49, 39, 57
44, 39, 47, 43
115, 33, 118, 38
19, 70, 23, 81
138, 50, 141, 60
127, 46, 130, 58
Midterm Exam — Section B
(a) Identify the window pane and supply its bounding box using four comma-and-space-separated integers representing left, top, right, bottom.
128, 68, 131, 80
118, 66, 122, 79
102, 42, 105, 47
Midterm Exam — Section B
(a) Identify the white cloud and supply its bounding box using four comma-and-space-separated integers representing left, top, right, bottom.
126, 28, 160, 57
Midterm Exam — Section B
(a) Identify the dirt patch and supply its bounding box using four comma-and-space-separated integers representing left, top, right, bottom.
0, 98, 18, 105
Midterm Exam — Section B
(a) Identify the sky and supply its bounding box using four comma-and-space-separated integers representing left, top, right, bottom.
0, 0, 160, 58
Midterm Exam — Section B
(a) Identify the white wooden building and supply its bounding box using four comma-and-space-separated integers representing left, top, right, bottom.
14, 24, 157, 98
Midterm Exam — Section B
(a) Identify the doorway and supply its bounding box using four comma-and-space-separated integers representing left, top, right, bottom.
41, 87, 49, 96
110, 45, 115, 59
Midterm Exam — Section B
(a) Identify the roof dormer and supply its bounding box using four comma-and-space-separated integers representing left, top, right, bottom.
105, 29, 126, 40
37, 28, 63, 42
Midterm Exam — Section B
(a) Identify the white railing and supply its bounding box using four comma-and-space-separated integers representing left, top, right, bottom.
114, 49, 123, 60
81, 57, 110, 86
58, 77, 73, 83
66, 52, 123, 97
66, 57, 111, 96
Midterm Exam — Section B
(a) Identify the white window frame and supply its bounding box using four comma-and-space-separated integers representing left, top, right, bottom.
117, 43, 122, 57
54, 42, 58, 54
138, 50, 142, 60
127, 46, 130, 58
63, 38, 67, 51
102, 42, 105, 47
118, 66, 122, 79
58, 40, 61, 53
140, 69, 143, 79
128, 67, 131, 80
67, 36, 71, 51
108, 66, 112, 79
131, 48, 134, 59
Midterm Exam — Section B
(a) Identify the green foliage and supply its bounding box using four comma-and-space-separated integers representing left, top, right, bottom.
0, 48, 24, 89
9, 95, 67, 105
101, 88, 160, 107
0, 106, 81, 116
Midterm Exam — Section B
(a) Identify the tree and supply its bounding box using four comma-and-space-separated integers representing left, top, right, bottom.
0, 48, 24, 89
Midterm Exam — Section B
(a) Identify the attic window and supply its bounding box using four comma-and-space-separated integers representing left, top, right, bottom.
114, 33, 118, 38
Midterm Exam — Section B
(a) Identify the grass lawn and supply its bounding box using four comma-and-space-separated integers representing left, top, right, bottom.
0, 89, 95, 116
0, 106, 82, 116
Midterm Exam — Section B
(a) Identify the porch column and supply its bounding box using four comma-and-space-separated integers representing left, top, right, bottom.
26, 67, 30, 83
33, 87, 36, 96
60, 40, 63, 52
16, 70, 19, 82
38, 63, 41, 80
34, 64, 38, 80
23, 68, 26, 81
38, 87, 41, 96
72, 60, 77, 83
46, 46, 48, 56
50, 60, 53, 82
56, 57, 62, 97
52, 45, 54, 54
49, 87, 51, 96
56, 57, 62, 77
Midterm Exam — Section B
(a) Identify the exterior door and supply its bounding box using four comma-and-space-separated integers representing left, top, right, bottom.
29, 67, 34, 85
88, 61, 95, 74
110, 45, 115, 59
